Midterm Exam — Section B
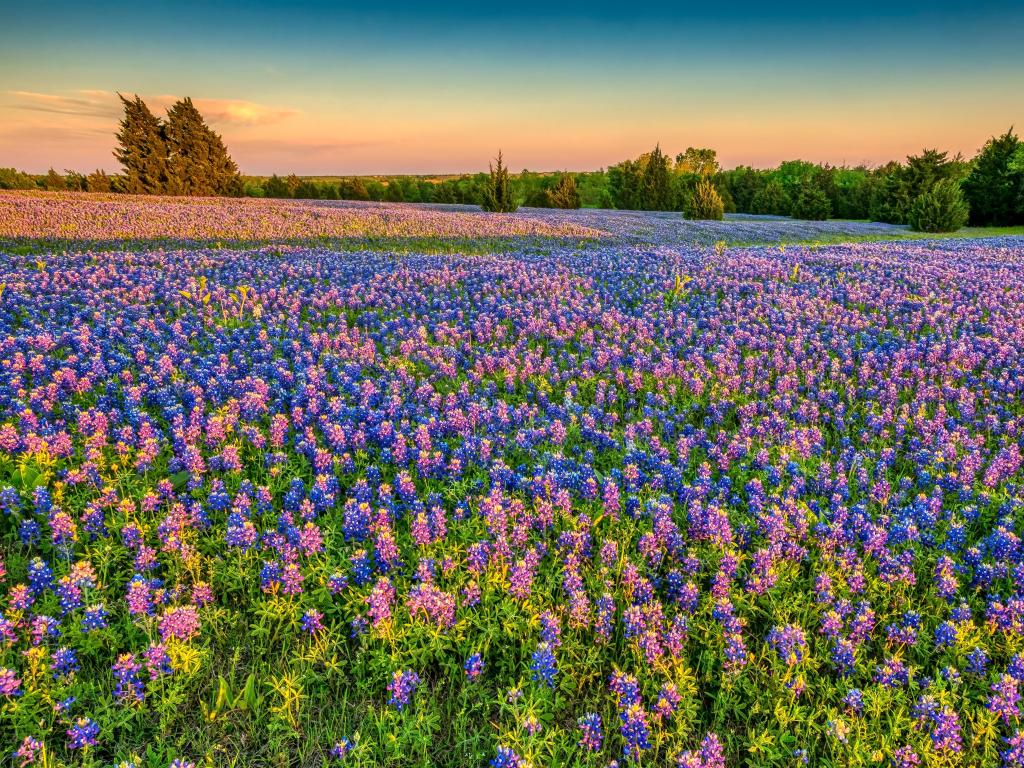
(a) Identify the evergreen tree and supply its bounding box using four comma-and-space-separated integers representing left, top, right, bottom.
640, 145, 673, 210
687, 178, 725, 220
791, 184, 832, 220
114, 94, 168, 194
720, 166, 765, 213
164, 97, 241, 196
608, 159, 642, 209
908, 179, 970, 232
480, 151, 518, 212
867, 162, 910, 223
546, 174, 581, 209
904, 149, 962, 195
433, 181, 458, 204
962, 128, 1023, 226
263, 174, 291, 198
751, 180, 792, 216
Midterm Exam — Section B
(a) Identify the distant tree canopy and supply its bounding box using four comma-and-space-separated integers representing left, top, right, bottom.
675, 147, 720, 177
115, 95, 240, 196
13, 116, 1024, 228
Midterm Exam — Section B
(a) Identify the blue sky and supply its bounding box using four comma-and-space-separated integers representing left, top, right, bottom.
2, 1, 1022, 174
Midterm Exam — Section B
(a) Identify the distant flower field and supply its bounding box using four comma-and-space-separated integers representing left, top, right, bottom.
2, 195, 1024, 768
0, 192, 602, 241
0, 191, 912, 246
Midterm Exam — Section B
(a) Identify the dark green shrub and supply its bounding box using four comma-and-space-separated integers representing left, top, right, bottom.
293, 180, 321, 199
545, 174, 581, 209
791, 184, 831, 220
908, 179, 970, 232
687, 179, 724, 220
751, 180, 792, 216
263, 174, 290, 198
480, 151, 518, 213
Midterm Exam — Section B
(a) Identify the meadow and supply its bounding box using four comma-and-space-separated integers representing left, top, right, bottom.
2, 192, 1024, 768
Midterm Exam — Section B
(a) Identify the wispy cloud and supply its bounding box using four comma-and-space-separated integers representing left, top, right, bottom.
6, 90, 121, 119
4, 90, 300, 127
193, 98, 300, 127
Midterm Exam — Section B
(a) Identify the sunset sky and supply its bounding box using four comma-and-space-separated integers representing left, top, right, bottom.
2, 0, 1022, 175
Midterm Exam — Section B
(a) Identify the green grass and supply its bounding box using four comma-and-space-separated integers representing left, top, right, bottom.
728, 224, 1024, 248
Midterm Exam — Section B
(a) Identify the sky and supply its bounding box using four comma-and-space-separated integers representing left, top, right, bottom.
1, 0, 1022, 175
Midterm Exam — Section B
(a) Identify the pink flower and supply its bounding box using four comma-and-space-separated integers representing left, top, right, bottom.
159, 606, 201, 642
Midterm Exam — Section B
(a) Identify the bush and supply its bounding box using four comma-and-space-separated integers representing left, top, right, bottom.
790, 184, 831, 221
908, 179, 970, 232
480, 151, 518, 213
545, 174, 581, 209
687, 179, 725, 220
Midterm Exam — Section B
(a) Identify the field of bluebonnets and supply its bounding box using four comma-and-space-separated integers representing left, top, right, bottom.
2, 191, 1024, 768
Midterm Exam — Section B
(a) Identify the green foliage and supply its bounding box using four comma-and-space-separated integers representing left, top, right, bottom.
293, 180, 321, 200
43, 167, 66, 191
640, 145, 674, 210
340, 178, 371, 201
114, 94, 169, 195
242, 180, 266, 197
544, 174, 581, 209
719, 166, 764, 213
774, 159, 819, 201
262, 174, 290, 198
164, 97, 242, 196
0, 167, 37, 190
64, 170, 88, 192
675, 147, 719, 177
908, 178, 970, 232
114, 94, 240, 196
608, 146, 677, 211
790, 183, 831, 221
608, 158, 643, 209
868, 150, 963, 224
751, 180, 792, 216
86, 169, 113, 193
962, 128, 1024, 226
480, 151, 518, 213
686, 178, 725, 220
831, 168, 871, 219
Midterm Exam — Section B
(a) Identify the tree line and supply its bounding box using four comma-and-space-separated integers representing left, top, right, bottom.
3, 106, 1023, 230
0, 96, 242, 196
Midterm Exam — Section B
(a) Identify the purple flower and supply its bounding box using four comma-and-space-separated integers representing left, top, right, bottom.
387, 669, 420, 711
490, 746, 521, 768
0, 668, 22, 697
530, 642, 558, 688
578, 712, 603, 751
301, 609, 325, 636
66, 717, 100, 749
464, 653, 484, 680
